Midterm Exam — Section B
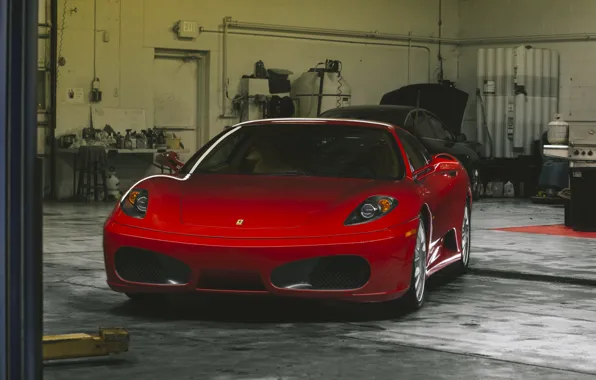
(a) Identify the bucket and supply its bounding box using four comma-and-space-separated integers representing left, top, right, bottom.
166, 137, 181, 150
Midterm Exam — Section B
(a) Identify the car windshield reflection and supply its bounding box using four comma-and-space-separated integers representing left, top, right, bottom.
188, 123, 405, 181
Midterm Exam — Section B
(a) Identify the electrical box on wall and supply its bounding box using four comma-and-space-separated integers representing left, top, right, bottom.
174, 20, 198, 39
90, 78, 102, 102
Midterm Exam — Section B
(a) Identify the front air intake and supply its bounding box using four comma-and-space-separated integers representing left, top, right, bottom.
114, 247, 191, 285
270, 255, 370, 290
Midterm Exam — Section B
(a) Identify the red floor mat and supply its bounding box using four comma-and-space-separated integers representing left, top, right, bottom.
492, 224, 596, 239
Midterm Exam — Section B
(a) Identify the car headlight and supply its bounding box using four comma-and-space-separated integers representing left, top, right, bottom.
344, 195, 398, 226
121, 188, 149, 218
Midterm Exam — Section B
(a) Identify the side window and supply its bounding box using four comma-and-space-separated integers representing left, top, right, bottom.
427, 115, 452, 140
395, 128, 431, 171
413, 112, 436, 139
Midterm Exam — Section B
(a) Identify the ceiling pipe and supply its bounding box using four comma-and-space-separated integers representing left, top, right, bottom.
407, 33, 412, 84
220, 16, 235, 119
227, 20, 458, 45
458, 33, 596, 46
228, 19, 596, 47
437, 0, 444, 81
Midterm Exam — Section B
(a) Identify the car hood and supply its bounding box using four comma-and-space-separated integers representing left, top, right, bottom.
380, 83, 468, 134
179, 174, 377, 229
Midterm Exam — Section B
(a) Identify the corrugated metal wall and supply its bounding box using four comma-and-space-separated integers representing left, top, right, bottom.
477, 46, 559, 158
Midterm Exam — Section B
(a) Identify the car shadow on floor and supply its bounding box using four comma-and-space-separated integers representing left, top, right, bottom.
106, 270, 464, 324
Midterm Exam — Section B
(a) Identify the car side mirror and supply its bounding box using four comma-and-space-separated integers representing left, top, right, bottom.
414, 154, 460, 180
432, 153, 459, 164
455, 133, 467, 142
433, 153, 461, 171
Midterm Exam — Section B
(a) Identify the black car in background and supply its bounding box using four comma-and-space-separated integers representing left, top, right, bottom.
320, 83, 484, 198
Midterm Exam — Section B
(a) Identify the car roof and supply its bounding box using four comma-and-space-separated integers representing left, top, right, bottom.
232, 117, 400, 132
319, 105, 415, 131
323, 105, 416, 113
320, 105, 451, 132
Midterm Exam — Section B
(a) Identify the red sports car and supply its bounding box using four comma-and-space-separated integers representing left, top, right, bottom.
103, 118, 472, 310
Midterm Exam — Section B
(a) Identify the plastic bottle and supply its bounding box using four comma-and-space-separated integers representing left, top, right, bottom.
124, 129, 133, 149
504, 181, 515, 197
485, 182, 493, 197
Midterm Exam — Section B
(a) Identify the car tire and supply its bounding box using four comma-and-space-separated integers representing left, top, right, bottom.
125, 292, 146, 301
399, 216, 428, 311
457, 200, 471, 274
125, 292, 164, 303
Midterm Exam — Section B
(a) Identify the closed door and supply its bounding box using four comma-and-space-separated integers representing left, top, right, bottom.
153, 56, 200, 154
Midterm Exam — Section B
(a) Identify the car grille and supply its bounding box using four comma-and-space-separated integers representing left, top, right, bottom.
114, 247, 192, 285
270, 255, 370, 290
196, 269, 266, 291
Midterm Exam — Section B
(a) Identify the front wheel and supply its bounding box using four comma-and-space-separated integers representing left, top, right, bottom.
399, 217, 428, 311
125, 292, 148, 301
125, 292, 167, 304
457, 201, 471, 274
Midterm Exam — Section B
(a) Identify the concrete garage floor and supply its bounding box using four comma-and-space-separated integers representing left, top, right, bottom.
42, 199, 596, 380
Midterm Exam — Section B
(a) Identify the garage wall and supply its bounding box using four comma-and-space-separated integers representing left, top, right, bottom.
458, 0, 596, 140
53, 0, 459, 198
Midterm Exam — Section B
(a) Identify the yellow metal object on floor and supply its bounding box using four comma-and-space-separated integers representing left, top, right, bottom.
43, 328, 130, 361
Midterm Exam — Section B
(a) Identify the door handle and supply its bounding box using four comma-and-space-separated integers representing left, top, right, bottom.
447, 170, 458, 177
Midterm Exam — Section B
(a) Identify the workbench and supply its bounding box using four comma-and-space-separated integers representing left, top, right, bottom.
57, 147, 189, 199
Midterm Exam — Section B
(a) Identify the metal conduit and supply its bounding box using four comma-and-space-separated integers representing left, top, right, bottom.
459, 33, 596, 46
202, 28, 432, 83
227, 20, 458, 45
228, 19, 596, 46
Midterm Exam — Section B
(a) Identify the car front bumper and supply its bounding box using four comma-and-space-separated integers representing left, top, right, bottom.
103, 218, 420, 303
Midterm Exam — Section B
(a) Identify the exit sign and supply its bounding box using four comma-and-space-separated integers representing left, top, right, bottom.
176, 20, 198, 39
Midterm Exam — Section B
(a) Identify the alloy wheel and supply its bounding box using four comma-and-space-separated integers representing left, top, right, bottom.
461, 204, 471, 267
413, 221, 427, 303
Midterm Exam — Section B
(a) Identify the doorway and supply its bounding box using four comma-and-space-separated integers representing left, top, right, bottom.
152, 49, 209, 159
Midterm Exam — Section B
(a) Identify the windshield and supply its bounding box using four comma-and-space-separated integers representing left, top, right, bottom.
185, 123, 404, 180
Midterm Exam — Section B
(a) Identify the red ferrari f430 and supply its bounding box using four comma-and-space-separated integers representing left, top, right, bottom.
103, 118, 472, 310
